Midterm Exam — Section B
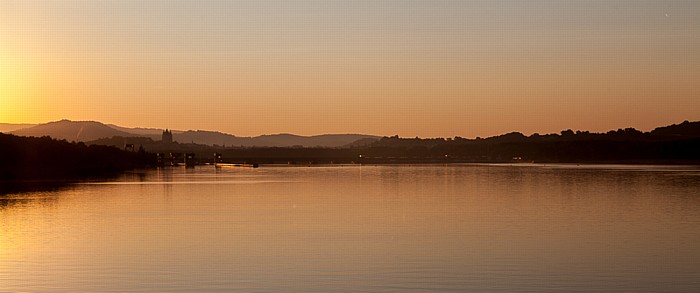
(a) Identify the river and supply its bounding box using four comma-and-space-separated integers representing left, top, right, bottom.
1, 164, 700, 291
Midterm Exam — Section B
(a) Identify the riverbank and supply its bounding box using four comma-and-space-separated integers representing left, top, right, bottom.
0, 133, 156, 182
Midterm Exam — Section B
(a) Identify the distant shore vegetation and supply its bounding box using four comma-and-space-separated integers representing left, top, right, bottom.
87, 121, 700, 165
0, 133, 155, 181
2, 120, 699, 183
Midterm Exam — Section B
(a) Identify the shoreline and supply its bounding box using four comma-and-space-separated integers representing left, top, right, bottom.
4, 163, 699, 195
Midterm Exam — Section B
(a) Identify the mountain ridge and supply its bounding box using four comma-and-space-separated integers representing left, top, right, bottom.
11, 120, 135, 142
0, 123, 36, 133
8, 119, 700, 149
10, 119, 380, 148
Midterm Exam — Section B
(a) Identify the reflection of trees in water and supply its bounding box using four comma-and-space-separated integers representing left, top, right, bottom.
156, 168, 173, 198
0, 181, 69, 195
118, 170, 149, 182
0, 182, 68, 209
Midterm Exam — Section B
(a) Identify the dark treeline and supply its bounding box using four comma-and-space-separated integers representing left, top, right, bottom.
350, 121, 700, 164
0, 133, 156, 180
3, 121, 696, 188
41, 119, 698, 165
86, 121, 700, 165
212, 138, 700, 165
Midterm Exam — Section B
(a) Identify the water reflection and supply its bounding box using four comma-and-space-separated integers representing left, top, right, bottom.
0, 181, 70, 196
0, 181, 72, 212
1, 165, 699, 291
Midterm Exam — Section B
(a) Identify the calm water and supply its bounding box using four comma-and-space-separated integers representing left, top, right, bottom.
1, 164, 700, 292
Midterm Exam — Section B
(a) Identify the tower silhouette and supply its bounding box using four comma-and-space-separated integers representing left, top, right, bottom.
162, 129, 173, 143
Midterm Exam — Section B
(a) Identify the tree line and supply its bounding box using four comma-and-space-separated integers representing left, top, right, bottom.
0, 133, 156, 180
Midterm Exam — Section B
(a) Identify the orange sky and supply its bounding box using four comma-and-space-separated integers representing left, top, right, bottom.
1, 1, 699, 137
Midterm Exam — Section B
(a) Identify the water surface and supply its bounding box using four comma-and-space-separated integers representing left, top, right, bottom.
1, 165, 700, 291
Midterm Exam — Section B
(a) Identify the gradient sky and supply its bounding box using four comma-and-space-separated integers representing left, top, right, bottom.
1, 0, 699, 137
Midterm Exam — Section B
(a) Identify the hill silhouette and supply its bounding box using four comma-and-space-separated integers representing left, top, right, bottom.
650, 120, 700, 138
83, 120, 700, 165
11, 120, 379, 147
6, 119, 700, 165
252, 133, 379, 148
353, 122, 700, 163
0, 123, 35, 133
105, 123, 170, 139
11, 120, 135, 142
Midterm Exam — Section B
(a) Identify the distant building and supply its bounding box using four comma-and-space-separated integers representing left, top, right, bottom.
162, 129, 173, 143
124, 143, 135, 152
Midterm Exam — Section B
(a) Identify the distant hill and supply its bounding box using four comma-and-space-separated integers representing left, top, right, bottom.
17, 119, 699, 152
254, 133, 380, 148
105, 124, 173, 139
0, 123, 35, 133
174, 130, 247, 146
650, 120, 700, 138
7, 119, 700, 164
11, 120, 135, 142
10, 119, 380, 148
349, 120, 700, 163
343, 137, 380, 148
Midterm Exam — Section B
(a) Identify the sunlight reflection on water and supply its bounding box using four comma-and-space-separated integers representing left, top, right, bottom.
1, 165, 700, 292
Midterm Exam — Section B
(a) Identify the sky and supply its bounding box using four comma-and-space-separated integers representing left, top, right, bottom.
1, 0, 699, 137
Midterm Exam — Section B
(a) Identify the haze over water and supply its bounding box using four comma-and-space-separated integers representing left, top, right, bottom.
1, 165, 699, 291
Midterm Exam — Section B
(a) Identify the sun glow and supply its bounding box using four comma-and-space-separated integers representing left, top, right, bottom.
0, 47, 39, 123
0, 49, 18, 119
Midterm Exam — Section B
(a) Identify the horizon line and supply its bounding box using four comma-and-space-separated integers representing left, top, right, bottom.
2, 118, 696, 140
